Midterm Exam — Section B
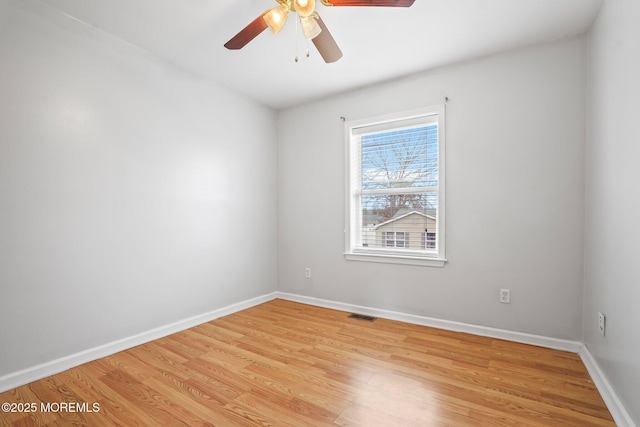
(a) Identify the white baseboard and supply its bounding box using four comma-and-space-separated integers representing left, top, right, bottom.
276, 292, 582, 353
0, 292, 278, 393
579, 345, 637, 427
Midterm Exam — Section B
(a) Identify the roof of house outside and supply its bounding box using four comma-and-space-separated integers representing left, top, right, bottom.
374, 210, 436, 229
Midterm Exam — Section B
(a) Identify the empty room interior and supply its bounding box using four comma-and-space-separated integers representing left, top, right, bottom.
0, 0, 638, 425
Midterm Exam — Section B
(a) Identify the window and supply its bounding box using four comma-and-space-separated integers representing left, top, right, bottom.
383, 231, 407, 248
344, 105, 446, 267
422, 232, 436, 249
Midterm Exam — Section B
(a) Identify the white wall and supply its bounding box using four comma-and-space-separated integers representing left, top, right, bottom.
584, 0, 640, 422
278, 37, 586, 340
0, 0, 277, 377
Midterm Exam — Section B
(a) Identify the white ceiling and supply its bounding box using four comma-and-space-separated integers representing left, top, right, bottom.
38, 0, 602, 110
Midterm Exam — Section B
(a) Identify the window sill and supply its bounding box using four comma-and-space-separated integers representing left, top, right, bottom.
344, 252, 447, 267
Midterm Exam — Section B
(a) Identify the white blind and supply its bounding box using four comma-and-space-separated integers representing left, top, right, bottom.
351, 113, 438, 136
359, 125, 438, 193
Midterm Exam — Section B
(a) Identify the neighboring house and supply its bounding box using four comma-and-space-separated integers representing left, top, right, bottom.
363, 210, 437, 250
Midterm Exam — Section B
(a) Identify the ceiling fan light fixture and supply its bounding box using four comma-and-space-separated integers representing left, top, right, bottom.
263, 5, 289, 34
226, 0, 416, 61
294, 0, 316, 17
300, 15, 322, 40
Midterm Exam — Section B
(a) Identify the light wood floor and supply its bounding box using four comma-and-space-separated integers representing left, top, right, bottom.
0, 299, 614, 426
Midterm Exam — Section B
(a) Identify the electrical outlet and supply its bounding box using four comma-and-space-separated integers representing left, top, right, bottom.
500, 288, 511, 304
304, 268, 311, 279
598, 312, 606, 336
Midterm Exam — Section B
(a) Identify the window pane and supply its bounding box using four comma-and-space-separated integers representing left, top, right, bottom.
361, 125, 438, 191
361, 192, 437, 250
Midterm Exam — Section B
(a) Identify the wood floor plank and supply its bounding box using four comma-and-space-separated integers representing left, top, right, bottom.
0, 299, 615, 426
241, 361, 353, 415
66, 365, 160, 426
231, 391, 326, 427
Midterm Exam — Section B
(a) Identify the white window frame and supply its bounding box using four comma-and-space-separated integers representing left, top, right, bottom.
344, 105, 446, 267
422, 232, 437, 249
383, 231, 407, 248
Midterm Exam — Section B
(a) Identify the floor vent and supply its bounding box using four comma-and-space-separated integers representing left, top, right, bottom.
348, 313, 377, 322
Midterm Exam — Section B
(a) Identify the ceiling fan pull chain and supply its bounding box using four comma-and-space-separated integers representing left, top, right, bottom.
294, 14, 300, 62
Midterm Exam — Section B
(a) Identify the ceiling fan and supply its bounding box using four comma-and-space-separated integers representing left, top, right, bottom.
224, 0, 415, 63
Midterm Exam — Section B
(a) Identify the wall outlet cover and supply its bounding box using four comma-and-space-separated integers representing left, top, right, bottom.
500, 288, 511, 304
598, 312, 606, 336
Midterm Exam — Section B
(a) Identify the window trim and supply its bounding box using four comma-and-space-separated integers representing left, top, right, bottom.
344, 105, 447, 267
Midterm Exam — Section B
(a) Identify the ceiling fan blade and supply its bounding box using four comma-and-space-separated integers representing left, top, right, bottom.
224, 13, 269, 50
322, 0, 414, 6
312, 15, 343, 63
